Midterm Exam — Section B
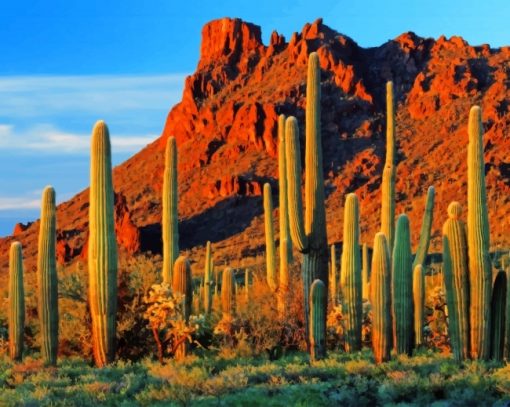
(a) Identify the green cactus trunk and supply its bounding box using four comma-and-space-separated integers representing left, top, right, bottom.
309, 279, 326, 362
285, 53, 328, 352
330, 244, 337, 305
9, 241, 25, 361
204, 241, 213, 314
467, 106, 492, 360
362, 243, 370, 301
221, 267, 236, 318
413, 186, 435, 269
264, 183, 278, 291
371, 232, 392, 363
89, 121, 118, 367
341, 193, 362, 352
162, 137, 179, 284
413, 264, 425, 347
491, 271, 507, 361
173, 256, 192, 359
442, 201, 470, 360
381, 81, 396, 251
37, 186, 59, 366
278, 113, 292, 315
392, 214, 413, 355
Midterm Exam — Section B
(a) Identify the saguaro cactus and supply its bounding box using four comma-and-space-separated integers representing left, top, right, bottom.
285, 52, 328, 346
221, 267, 236, 318
89, 121, 118, 367
162, 136, 179, 284
371, 232, 392, 364
9, 241, 25, 361
37, 186, 59, 366
362, 243, 370, 301
381, 81, 396, 250
203, 241, 213, 314
392, 214, 413, 355
442, 201, 470, 360
330, 244, 338, 305
341, 193, 362, 352
491, 271, 507, 361
278, 113, 292, 314
263, 183, 277, 291
467, 106, 492, 360
413, 186, 435, 269
413, 264, 425, 347
173, 256, 192, 359
309, 279, 326, 362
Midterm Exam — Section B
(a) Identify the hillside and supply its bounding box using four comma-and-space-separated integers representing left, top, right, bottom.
2, 17, 510, 275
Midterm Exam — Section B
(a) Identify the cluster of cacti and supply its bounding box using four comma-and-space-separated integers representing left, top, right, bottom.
285, 52, 328, 355
9, 242, 25, 361
340, 193, 362, 352
88, 121, 118, 368
162, 136, 179, 284
37, 186, 59, 366
263, 183, 277, 291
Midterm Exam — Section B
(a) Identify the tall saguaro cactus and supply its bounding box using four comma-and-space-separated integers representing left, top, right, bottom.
413, 186, 435, 269
285, 52, 328, 346
38, 186, 59, 366
491, 271, 507, 361
162, 137, 179, 284
392, 214, 413, 355
89, 121, 118, 367
9, 241, 25, 361
381, 81, 396, 250
278, 113, 292, 314
370, 232, 392, 364
309, 279, 326, 362
467, 106, 492, 360
263, 183, 278, 291
442, 202, 470, 360
330, 244, 338, 305
413, 264, 425, 347
341, 193, 362, 352
204, 241, 213, 314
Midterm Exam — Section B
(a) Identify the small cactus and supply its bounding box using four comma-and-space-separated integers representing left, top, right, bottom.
203, 241, 213, 314
9, 242, 25, 361
392, 214, 413, 355
37, 186, 59, 366
172, 256, 192, 359
162, 137, 179, 284
413, 264, 425, 347
309, 279, 326, 362
340, 193, 362, 352
221, 267, 236, 318
263, 183, 277, 291
491, 271, 507, 361
370, 232, 392, 364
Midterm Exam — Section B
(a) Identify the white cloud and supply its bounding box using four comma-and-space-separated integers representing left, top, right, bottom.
0, 197, 41, 210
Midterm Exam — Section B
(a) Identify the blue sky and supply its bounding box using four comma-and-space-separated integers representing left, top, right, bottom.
0, 0, 508, 236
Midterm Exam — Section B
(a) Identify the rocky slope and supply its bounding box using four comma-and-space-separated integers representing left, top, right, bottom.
2, 17, 510, 275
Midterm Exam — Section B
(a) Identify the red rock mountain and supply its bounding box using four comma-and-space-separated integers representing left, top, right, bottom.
2, 17, 510, 274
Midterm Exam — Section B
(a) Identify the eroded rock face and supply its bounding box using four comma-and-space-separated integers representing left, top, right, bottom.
2, 17, 510, 273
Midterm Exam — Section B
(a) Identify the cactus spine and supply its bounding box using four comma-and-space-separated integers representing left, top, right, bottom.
204, 241, 213, 314
491, 271, 507, 361
392, 214, 413, 355
263, 183, 277, 291
330, 244, 338, 305
413, 186, 435, 269
381, 81, 396, 250
285, 52, 328, 347
278, 113, 292, 315
89, 121, 118, 367
467, 106, 492, 360
37, 186, 58, 366
221, 267, 236, 318
413, 264, 425, 347
442, 202, 470, 360
340, 193, 362, 352
370, 232, 392, 363
9, 241, 25, 361
362, 243, 370, 301
309, 279, 326, 362
162, 137, 179, 284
